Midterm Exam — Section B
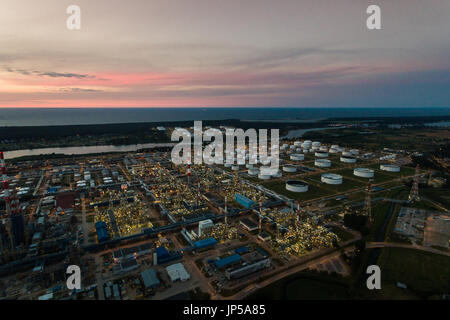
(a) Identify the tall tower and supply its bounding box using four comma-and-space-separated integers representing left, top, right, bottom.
296, 201, 301, 223
224, 196, 228, 225
258, 201, 262, 233
363, 180, 372, 222
186, 163, 191, 185
409, 165, 420, 202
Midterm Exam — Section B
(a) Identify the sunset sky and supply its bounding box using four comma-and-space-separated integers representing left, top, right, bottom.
0, 0, 449, 108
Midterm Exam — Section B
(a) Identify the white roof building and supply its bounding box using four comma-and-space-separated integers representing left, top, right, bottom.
165, 263, 190, 282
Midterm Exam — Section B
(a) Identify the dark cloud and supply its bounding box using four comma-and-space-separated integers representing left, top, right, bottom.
5, 67, 92, 79
58, 87, 103, 93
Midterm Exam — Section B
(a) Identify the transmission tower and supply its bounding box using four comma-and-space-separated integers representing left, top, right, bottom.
409, 165, 420, 202
363, 180, 372, 222
258, 201, 262, 234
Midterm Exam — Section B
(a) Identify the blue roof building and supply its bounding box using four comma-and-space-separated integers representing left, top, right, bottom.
235, 194, 254, 209
235, 246, 249, 254
95, 221, 110, 242
215, 254, 242, 269
193, 238, 217, 250
155, 246, 169, 259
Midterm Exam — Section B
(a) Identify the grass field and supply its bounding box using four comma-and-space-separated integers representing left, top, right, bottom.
246, 271, 351, 300
262, 179, 336, 201
367, 201, 393, 241
376, 248, 450, 297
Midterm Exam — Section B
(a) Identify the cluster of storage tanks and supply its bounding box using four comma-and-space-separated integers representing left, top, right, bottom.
247, 166, 282, 180
282, 140, 362, 167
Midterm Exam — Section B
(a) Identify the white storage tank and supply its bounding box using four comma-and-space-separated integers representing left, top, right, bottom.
353, 168, 374, 178
315, 151, 328, 158
258, 172, 271, 180
286, 180, 309, 192
380, 164, 400, 172
342, 151, 353, 157
290, 153, 305, 161
321, 173, 343, 185
315, 159, 331, 168
282, 165, 297, 173
340, 156, 356, 163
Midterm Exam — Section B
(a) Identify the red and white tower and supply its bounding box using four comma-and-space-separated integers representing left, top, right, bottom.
409, 164, 420, 202
224, 196, 228, 225
364, 181, 372, 222
186, 163, 191, 185
258, 201, 263, 233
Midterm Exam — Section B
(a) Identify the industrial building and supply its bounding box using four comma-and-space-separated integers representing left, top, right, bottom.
166, 263, 190, 282
235, 194, 255, 209
215, 254, 243, 269
198, 219, 214, 236
225, 258, 270, 280
140, 268, 160, 289
193, 237, 217, 251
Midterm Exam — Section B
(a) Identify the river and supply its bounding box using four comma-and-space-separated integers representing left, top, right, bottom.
4, 143, 175, 160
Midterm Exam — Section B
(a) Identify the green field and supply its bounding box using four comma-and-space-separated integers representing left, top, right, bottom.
376, 248, 450, 297
246, 271, 351, 300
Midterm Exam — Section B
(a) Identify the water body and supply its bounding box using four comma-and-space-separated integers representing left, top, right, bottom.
282, 126, 344, 139
425, 121, 450, 127
1, 107, 449, 127
4, 143, 175, 160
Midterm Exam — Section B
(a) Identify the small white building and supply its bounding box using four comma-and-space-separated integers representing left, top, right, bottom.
198, 219, 214, 237
166, 263, 190, 282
